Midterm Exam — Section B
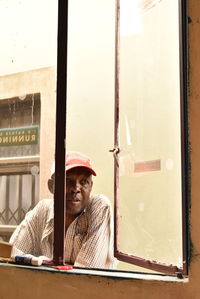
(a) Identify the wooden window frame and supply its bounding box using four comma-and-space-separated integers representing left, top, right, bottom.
112, 0, 189, 277
53, 0, 189, 277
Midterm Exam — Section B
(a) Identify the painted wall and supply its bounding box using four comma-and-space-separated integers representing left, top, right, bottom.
0, 0, 200, 298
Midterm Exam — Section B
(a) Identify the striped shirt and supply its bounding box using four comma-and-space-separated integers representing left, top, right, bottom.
10, 195, 115, 269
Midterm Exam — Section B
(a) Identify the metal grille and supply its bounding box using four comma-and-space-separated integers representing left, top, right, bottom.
0, 174, 39, 226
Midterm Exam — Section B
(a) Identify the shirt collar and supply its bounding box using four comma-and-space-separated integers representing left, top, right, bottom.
46, 195, 93, 223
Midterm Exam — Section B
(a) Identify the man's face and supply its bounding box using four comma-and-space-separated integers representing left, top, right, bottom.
65, 167, 93, 217
48, 167, 93, 217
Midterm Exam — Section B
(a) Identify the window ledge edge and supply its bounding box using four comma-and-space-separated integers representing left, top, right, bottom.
0, 262, 189, 282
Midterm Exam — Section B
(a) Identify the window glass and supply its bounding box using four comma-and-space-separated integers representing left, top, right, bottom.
0, 94, 40, 157
0, 0, 57, 242
116, 0, 184, 273
67, 0, 115, 201
0, 0, 187, 276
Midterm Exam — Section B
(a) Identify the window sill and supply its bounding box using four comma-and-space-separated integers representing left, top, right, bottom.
0, 262, 189, 282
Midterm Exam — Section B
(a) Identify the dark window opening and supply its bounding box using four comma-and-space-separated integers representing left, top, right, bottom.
0, 93, 40, 241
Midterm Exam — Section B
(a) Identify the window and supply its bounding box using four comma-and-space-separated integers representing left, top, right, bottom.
0, 0, 57, 246
53, 0, 189, 277
113, 0, 189, 276
0, 94, 40, 241
0, 0, 188, 279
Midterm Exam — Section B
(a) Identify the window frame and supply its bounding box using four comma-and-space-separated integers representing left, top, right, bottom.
53, 0, 68, 265
113, 0, 189, 276
53, 0, 189, 277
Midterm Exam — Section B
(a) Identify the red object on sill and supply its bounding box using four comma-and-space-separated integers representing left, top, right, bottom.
53, 265, 73, 270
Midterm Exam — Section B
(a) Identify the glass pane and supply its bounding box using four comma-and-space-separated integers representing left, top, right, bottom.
0, 0, 58, 242
0, 94, 40, 157
67, 0, 115, 200
65, 0, 115, 269
117, 0, 183, 272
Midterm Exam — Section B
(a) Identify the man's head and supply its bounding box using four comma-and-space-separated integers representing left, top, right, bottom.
48, 151, 96, 218
65, 166, 93, 217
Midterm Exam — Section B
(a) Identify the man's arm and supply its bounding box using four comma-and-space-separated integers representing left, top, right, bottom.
9, 200, 48, 256
74, 195, 115, 269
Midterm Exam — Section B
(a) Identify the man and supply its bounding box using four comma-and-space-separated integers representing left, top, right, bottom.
10, 151, 115, 269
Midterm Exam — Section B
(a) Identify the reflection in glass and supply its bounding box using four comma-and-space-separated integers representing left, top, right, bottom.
117, 0, 182, 271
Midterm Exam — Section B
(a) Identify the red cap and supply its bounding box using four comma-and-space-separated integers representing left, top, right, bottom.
65, 151, 96, 176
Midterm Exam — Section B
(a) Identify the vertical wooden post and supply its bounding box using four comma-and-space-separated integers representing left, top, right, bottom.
53, 0, 68, 265
114, 0, 120, 257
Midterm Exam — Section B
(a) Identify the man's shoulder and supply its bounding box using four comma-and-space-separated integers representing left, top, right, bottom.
37, 198, 53, 209
34, 198, 53, 219
87, 194, 112, 211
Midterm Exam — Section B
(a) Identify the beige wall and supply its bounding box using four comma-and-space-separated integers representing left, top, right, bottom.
0, 0, 200, 298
